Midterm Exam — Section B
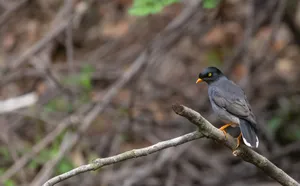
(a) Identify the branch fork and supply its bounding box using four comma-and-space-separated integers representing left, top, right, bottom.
43, 104, 299, 186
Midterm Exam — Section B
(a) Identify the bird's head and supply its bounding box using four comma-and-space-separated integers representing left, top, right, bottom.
196, 67, 224, 84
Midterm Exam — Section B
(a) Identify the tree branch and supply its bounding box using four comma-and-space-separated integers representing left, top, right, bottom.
172, 104, 299, 186
43, 104, 300, 186
43, 131, 203, 186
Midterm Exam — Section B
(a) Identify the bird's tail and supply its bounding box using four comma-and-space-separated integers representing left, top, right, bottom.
239, 119, 259, 148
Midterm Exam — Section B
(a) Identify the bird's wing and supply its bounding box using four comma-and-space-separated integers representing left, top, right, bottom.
210, 86, 251, 118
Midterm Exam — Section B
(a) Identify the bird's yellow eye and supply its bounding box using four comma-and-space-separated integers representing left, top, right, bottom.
208, 73, 212, 77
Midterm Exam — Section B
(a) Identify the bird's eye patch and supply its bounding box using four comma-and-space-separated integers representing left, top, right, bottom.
208, 73, 212, 77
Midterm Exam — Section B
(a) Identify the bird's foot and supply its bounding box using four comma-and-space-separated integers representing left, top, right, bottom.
220, 129, 227, 140
234, 133, 242, 150
219, 123, 231, 140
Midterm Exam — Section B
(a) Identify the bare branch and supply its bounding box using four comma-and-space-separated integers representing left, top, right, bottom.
43, 104, 300, 186
172, 104, 300, 186
0, 92, 38, 113
43, 131, 203, 186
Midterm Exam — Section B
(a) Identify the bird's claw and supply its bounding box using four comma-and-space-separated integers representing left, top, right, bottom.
234, 133, 242, 150
220, 129, 227, 140
219, 123, 231, 141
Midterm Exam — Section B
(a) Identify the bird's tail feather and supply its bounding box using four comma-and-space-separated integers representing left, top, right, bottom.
239, 119, 259, 148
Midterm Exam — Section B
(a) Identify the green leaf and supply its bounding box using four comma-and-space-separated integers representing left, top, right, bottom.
79, 64, 94, 90
129, 0, 179, 16
203, 0, 221, 9
63, 64, 94, 89
79, 74, 92, 90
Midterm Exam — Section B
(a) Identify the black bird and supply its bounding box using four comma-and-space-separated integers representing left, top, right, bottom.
196, 67, 259, 148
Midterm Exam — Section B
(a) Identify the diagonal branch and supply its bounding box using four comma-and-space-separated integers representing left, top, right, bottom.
172, 104, 299, 186
43, 104, 299, 186
43, 131, 203, 186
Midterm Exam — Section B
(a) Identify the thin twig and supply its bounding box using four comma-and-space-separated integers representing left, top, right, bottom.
0, 0, 27, 27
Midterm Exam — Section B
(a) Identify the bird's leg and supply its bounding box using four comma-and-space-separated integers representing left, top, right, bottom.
235, 133, 242, 149
219, 123, 231, 139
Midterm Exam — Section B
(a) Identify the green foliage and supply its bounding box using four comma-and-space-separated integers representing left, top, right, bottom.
78, 64, 94, 90
0, 169, 15, 186
45, 64, 95, 113
295, 130, 300, 140
203, 0, 221, 9
267, 117, 282, 132
129, 0, 179, 16
65, 64, 95, 91
28, 152, 74, 175
129, 0, 221, 16
56, 158, 74, 175
28, 132, 74, 173
28, 142, 59, 170
45, 97, 70, 112
0, 154, 15, 186
4, 180, 16, 186
0, 147, 10, 161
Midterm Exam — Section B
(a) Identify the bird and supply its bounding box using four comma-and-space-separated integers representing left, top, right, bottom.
196, 67, 259, 148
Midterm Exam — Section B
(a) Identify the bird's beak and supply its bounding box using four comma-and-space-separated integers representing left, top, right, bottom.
196, 78, 203, 84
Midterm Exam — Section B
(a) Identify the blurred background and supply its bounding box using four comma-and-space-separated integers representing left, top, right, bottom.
0, 0, 300, 185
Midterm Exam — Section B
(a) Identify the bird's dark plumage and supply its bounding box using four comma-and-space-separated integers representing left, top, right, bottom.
197, 67, 259, 148
198, 67, 224, 84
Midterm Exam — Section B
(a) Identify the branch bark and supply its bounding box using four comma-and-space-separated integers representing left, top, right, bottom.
43, 131, 203, 186
43, 104, 300, 186
173, 104, 299, 186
